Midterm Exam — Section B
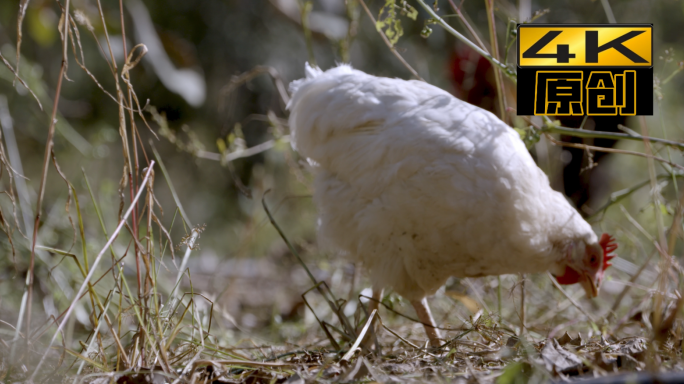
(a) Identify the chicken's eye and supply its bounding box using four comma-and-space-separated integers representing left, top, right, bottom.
590, 255, 598, 265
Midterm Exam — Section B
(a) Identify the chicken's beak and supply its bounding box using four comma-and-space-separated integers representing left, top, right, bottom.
579, 272, 599, 298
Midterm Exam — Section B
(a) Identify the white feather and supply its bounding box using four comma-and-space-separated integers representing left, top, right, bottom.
288, 65, 596, 300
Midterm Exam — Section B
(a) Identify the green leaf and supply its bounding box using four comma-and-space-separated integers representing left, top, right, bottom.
376, 0, 403, 46
216, 138, 226, 153
400, 2, 418, 20
660, 203, 671, 216
497, 362, 532, 384
513, 128, 526, 139
28, 7, 58, 46
515, 126, 541, 149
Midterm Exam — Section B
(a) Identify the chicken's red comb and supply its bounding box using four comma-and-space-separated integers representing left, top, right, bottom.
600, 233, 617, 270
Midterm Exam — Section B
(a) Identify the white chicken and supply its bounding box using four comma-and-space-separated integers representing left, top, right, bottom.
287, 64, 617, 348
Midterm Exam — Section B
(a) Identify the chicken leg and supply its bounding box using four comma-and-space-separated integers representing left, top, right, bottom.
411, 298, 442, 348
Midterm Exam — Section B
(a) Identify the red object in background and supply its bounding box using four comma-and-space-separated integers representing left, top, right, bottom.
449, 43, 498, 113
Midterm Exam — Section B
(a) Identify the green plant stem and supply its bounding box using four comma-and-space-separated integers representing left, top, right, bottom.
358, 0, 424, 81
519, 275, 525, 335
262, 191, 357, 345
31, 162, 155, 380
299, 0, 316, 67
662, 65, 683, 85
25, 0, 71, 357
415, 0, 516, 83
542, 120, 684, 150
546, 134, 684, 172
447, 0, 488, 51
73, 292, 113, 381
503, 19, 516, 65
600, 0, 617, 23
484, 0, 507, 122
497, 276, 502, 316
262, 191, 316, 285
588, 173, 684, 221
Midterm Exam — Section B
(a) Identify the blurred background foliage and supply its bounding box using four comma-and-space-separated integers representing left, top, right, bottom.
0, 0, 684, 376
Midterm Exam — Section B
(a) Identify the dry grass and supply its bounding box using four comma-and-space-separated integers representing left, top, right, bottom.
0, 0, 683, 383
